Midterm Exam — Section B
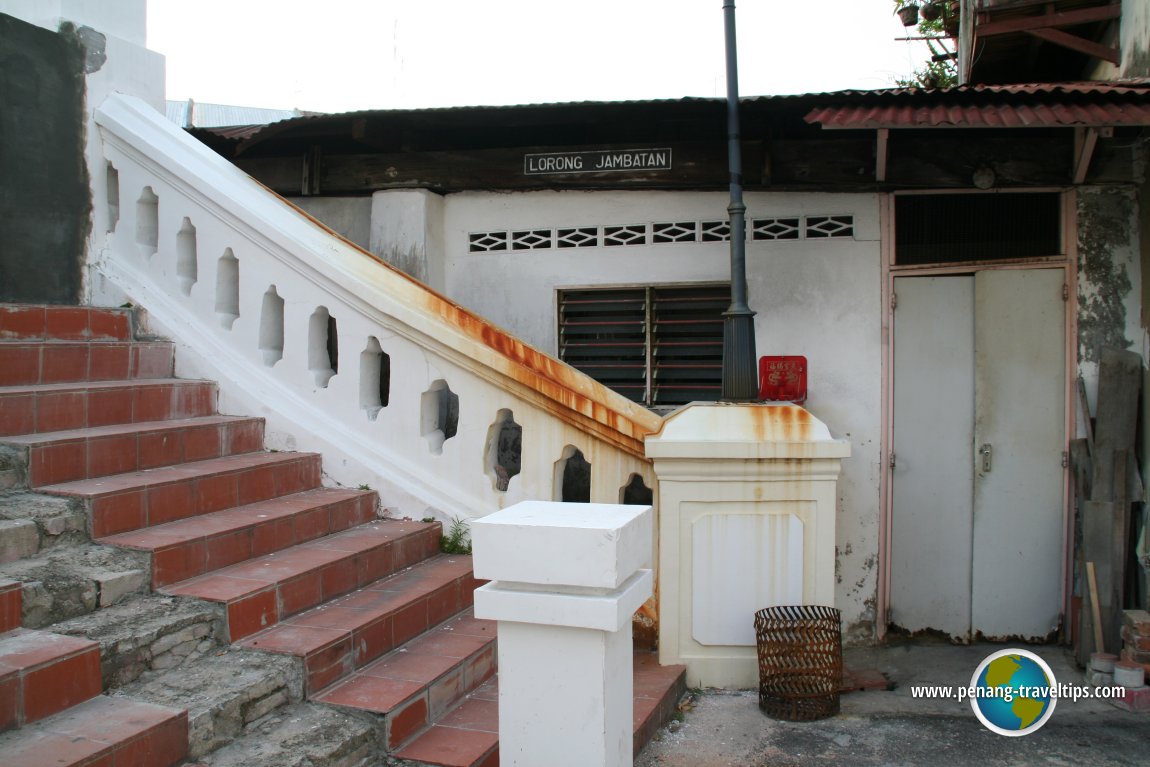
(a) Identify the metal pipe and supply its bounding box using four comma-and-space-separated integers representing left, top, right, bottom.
721, 0, 758, 402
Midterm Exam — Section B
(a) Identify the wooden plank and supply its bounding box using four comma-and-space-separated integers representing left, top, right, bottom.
1071, 438, 1092, 503
1109, 450, 1129, 654
1088, 561, 1104, 653
1091, 347, 1141, 501
1083, 500, 1115, 609
1076, 376, 1094, 456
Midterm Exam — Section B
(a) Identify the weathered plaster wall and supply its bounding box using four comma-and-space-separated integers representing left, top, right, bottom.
439, 189, 884, 643
289, 196, 372, 250
1076, 187, 1144, 419
369, 189, 446, 290
1087, 0, 1150, 80
0, 13, 88, 303
0, 0, 164, 308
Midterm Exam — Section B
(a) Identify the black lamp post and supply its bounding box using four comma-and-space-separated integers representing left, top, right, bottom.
721, 0, 758, 401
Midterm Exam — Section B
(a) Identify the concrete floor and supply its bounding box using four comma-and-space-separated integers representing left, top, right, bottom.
635, 643, 1147, 766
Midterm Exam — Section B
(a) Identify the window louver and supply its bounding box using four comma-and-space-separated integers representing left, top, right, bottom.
558, 285, 728, 408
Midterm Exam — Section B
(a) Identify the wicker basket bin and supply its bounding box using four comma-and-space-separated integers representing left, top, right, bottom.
754, 605, 842, 721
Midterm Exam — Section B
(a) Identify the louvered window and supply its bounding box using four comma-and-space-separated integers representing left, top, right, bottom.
558, 285, 728, 408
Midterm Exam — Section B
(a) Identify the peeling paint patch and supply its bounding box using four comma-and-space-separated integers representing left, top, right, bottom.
1077, 189, 1136, 364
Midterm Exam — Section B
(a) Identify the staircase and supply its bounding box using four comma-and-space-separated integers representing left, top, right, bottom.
0, 303, 686, 767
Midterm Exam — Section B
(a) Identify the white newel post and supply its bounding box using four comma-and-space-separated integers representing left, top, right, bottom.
471, 501, 653, 767
645, 403, 850, 688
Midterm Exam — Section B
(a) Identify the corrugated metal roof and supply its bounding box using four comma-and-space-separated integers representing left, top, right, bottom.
806, 101, 1150, 128
165, 100, 316, 129
188, 81, 1150, 142
801, 80, 1150, 129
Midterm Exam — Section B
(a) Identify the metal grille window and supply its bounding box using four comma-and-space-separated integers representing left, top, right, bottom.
558, 284, 728, 408
895, 193, 1061, 265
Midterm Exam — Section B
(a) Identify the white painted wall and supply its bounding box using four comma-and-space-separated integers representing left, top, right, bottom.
439, 189, 884, 641
289, 196, 372, 251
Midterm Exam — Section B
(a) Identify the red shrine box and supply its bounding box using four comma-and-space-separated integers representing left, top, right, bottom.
758, 356, 807, 403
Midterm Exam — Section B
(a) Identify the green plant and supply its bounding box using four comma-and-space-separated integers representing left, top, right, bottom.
357, 483, 372, 491
420, 516, 436, 524
440, 516, 472, 554
892, 0, 959, 89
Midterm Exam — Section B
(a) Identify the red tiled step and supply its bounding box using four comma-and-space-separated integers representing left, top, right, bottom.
0, 580, 20, 632
632, 652, 689, 757
40, 451, 322, 539
394, 653, 687, 767
0, 379, 216, 437
0, 694, 187, 767
0, 341, 173, 386
236, 552, 475, 693
168, 520, 443, 644
2, 415, 265, 486
0, 629, 102, 732
314, 609, 497, 750
0, 305, 132, 342
393, 682, 499, 767
102, 487, 377, 587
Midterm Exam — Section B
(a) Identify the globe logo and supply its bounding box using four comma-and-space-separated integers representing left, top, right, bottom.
969, 649, 1057, 736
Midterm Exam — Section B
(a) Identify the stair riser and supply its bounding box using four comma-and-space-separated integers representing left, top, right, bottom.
149, 494, 377, 587
0, 381, 217, 437
0, 342, 173, 386
11, 419, 265, 487
0, 305, 133, 342
387, 642, 497, 750
0, 580, 20, 632
69, 455, 324, 538
224, 528, 443, 645
0, 644, 102, 732
299, 572, 477, 695
0, 696, 188, 767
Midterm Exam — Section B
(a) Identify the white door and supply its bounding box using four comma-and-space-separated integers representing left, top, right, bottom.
890, 269, 1065, 641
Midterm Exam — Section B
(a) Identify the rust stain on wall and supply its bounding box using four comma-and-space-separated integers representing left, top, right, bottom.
282, 197, 660, 456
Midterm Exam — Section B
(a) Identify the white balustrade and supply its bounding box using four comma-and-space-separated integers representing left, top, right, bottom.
92, 93, 661, 526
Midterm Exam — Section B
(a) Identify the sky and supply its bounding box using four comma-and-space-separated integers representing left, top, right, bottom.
147, 0, 935, 113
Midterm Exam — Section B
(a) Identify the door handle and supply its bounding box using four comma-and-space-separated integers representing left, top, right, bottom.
980, 443, 992, 473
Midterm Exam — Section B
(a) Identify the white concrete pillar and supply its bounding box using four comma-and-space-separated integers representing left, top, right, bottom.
645, 402, 850, 688
369, 189, 445, 290
471, 501, 653, 767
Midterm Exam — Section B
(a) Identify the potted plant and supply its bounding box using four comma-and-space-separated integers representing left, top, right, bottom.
920, 2, 943, 21
896, 2, 920, 26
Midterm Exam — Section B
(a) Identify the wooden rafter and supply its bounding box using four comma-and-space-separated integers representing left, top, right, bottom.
876, 128, 889, 183
976, 3, 1120, 37
1026, 26, 1119, 64
975, 2, 1121, 67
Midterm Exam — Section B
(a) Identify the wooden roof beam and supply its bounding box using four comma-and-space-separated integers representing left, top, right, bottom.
976, 3, 1120, 37
1074, 126, 1114, 184
1025, 26, 1119, 64
876, 128, 889, 183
